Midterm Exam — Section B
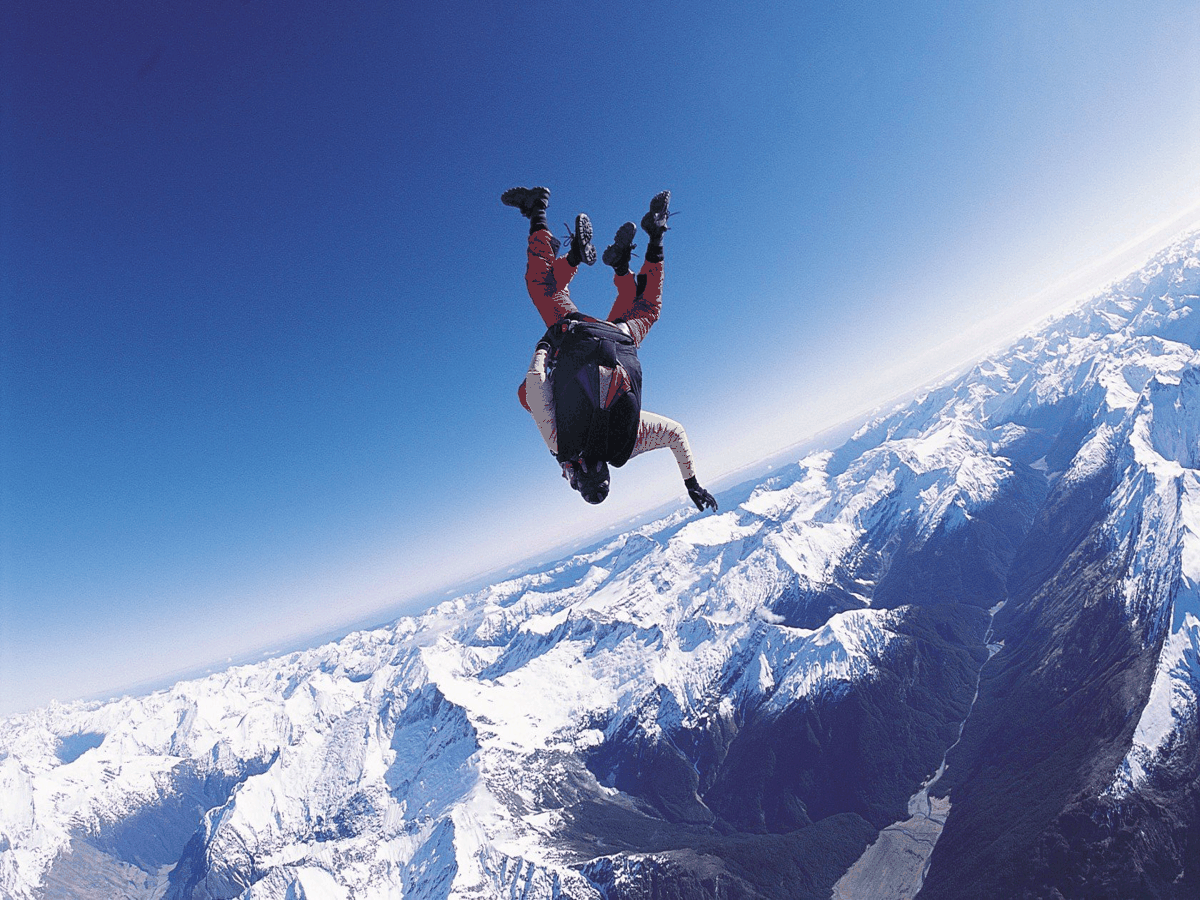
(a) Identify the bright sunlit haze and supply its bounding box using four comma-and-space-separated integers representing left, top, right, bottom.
3, 1, 1200, 715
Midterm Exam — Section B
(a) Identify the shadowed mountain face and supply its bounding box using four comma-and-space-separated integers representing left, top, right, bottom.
4, 232, 1200, 899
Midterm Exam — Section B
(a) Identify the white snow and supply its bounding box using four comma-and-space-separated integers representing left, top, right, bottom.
3, 227, 1200, 898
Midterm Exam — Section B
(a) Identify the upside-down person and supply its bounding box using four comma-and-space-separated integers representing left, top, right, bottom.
501, 185, 718, 511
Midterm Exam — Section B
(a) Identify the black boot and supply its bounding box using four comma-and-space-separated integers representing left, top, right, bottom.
565, 213, 597, 267
602, 222, 637, 276
640, 190, 670, 263
501, 186, 551, 235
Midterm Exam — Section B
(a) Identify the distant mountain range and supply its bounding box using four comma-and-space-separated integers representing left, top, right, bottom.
4, 230, 1200, 899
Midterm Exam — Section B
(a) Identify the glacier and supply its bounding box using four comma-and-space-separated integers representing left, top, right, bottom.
3, 230, 1200, 898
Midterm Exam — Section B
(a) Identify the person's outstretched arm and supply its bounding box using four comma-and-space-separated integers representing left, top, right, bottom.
632, 411, 718, 511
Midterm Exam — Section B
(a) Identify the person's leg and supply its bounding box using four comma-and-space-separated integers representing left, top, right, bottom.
525, 209, 599, 327
525, 228, 580, 328
503, 187, 580, 326
604, 192, 670, 345
607, 258, 663, 345
604, 221, 641, 330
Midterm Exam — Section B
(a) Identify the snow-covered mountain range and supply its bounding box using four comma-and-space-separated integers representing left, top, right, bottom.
4, 230, 1200, 899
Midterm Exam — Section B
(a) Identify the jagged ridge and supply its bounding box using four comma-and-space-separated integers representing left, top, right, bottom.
1, 231, 1199, 899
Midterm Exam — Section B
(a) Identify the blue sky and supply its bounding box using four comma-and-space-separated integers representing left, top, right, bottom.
3, 0, 1200, 715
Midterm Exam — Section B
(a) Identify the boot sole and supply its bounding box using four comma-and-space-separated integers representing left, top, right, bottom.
575, 214, 597, 266
641, 190, 671, 237
602, 222, 637, 268
501, 186, 550, 216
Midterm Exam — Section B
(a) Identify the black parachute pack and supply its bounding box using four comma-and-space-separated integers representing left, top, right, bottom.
542, 314, 643, 467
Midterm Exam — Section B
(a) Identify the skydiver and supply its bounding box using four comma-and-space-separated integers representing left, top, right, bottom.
501, 186, 718, 512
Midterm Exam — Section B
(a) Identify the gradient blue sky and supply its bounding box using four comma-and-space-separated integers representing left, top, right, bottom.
3, 1, 1200, 715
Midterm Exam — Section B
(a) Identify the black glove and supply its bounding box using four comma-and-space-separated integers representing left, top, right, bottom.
684, 476, 718, 512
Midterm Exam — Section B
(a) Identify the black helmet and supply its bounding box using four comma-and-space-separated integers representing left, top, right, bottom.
571, 457, 610, 504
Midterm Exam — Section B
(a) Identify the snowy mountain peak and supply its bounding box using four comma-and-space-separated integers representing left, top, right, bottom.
4, 228, 1200, 898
